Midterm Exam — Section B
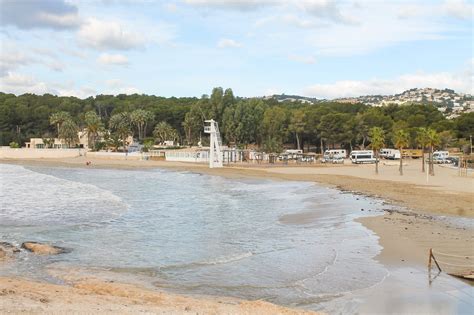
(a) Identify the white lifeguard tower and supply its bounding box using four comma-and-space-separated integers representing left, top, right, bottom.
204, 119, 223, 168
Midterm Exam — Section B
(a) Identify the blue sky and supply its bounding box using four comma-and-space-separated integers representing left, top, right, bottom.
0, 0, 472, 98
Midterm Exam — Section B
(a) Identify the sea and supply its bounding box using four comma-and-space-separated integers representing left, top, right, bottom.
0, 163, 472, 314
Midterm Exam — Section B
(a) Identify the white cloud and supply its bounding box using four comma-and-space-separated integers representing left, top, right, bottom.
164, 2, 179, 12
296, 0, 359, 25
45, 60, 65, 72
184, 0, 279, 11
77, 18, 175, 51
303, 70, 473, 99
307, 3, 447, 56
255, 14, 326, 28
56, 86, 97, 99
397, 4, 432, 19
442, 0, 473, 20
0, 0, 81, 30
0, 43, 65, 75
397, 0, 473, 20
104, 79, 141, 94
288, 54, 316, 64
78, 18, 146, 50
97, 53, 129, 66
0, 72, 140, 98
105, 79, 123, 88
217, 38, 242, 48
0, 72, 50, 95
0, 51, 32, 76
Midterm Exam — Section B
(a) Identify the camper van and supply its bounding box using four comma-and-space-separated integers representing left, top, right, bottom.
323, 149, 346, 159
380, 148, 400, 159
432, 151, 449, 159
380, 148, 391, 158
386, 150, 401, 160
350, 150, 376, 164
432, 151, 449, 163
322, 149, 346, 163
283, 149, 303, 160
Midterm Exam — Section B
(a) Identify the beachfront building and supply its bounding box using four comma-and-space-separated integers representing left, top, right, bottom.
25, 130, 90, 149
25, 138, 69, 149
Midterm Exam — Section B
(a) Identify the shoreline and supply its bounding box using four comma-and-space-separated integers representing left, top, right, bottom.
2, 156, 472, 217
1, 157, 473, 313
2, 157, 473, 266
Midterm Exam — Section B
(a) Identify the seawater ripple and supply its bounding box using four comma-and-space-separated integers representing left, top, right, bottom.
0, 164, 128, 227
0, 164, 388, 311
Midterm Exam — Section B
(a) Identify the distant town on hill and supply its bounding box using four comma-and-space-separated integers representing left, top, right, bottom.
269, 88, 474, 119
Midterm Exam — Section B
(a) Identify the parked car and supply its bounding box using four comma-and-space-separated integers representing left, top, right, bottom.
445, 157, 459, 166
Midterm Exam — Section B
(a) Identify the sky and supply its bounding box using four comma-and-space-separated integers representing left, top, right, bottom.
0, 0, 472, 99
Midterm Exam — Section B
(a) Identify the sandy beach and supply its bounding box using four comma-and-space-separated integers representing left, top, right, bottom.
0, 275, 318, 314
1, 156, 473, 313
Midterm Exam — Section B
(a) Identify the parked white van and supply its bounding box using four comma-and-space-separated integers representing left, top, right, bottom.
432, 151, 449, 159
350, 150, 376, 164
380, 148, 391, 158
323, 149, 347, 159
386, 150, 401, 160
432, 151, 449, 163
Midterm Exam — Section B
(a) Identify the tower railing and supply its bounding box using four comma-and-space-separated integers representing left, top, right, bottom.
204, 119, 223, 168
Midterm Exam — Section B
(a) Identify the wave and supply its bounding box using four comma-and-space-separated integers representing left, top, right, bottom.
161, 252, 254, 271
0, 164, 128, 227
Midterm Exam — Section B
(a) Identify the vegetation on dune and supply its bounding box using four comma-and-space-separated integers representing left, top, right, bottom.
0, 89, 472, 155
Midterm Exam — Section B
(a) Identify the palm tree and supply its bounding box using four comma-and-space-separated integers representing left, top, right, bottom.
130, 109, 153, 141
369, 127, 385, 174
426, 128, 440, 176
393, 129, 410, 175
182, 113, 197, 146
84, 111, 103, 151
416, 127, 430, 173
49, 111, 71, 138
109, 112, 132, 152
153, 121, 178, 144
59, 119, 79, 148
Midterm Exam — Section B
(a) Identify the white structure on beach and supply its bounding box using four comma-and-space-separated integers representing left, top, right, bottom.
204, 119, 223, 168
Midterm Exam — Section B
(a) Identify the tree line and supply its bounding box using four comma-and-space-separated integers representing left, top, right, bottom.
0, 88, 473, 153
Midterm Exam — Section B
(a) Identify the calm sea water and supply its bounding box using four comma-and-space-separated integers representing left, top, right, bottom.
0, 163, 392, 311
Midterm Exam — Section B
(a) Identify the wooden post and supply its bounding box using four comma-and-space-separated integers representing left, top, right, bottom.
428, 248, 432, 269
429, 248, 442, 272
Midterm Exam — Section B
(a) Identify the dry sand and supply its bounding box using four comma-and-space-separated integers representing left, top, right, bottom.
0, 276, 318, 314
1, 156, 473, 313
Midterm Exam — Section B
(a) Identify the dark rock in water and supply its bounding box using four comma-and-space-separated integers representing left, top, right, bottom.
21, 242, 71, 255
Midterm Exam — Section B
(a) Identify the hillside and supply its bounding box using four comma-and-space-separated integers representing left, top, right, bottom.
269, 88, 473, 119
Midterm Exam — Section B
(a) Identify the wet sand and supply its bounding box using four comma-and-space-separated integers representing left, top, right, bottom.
1, 156, 473, 313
